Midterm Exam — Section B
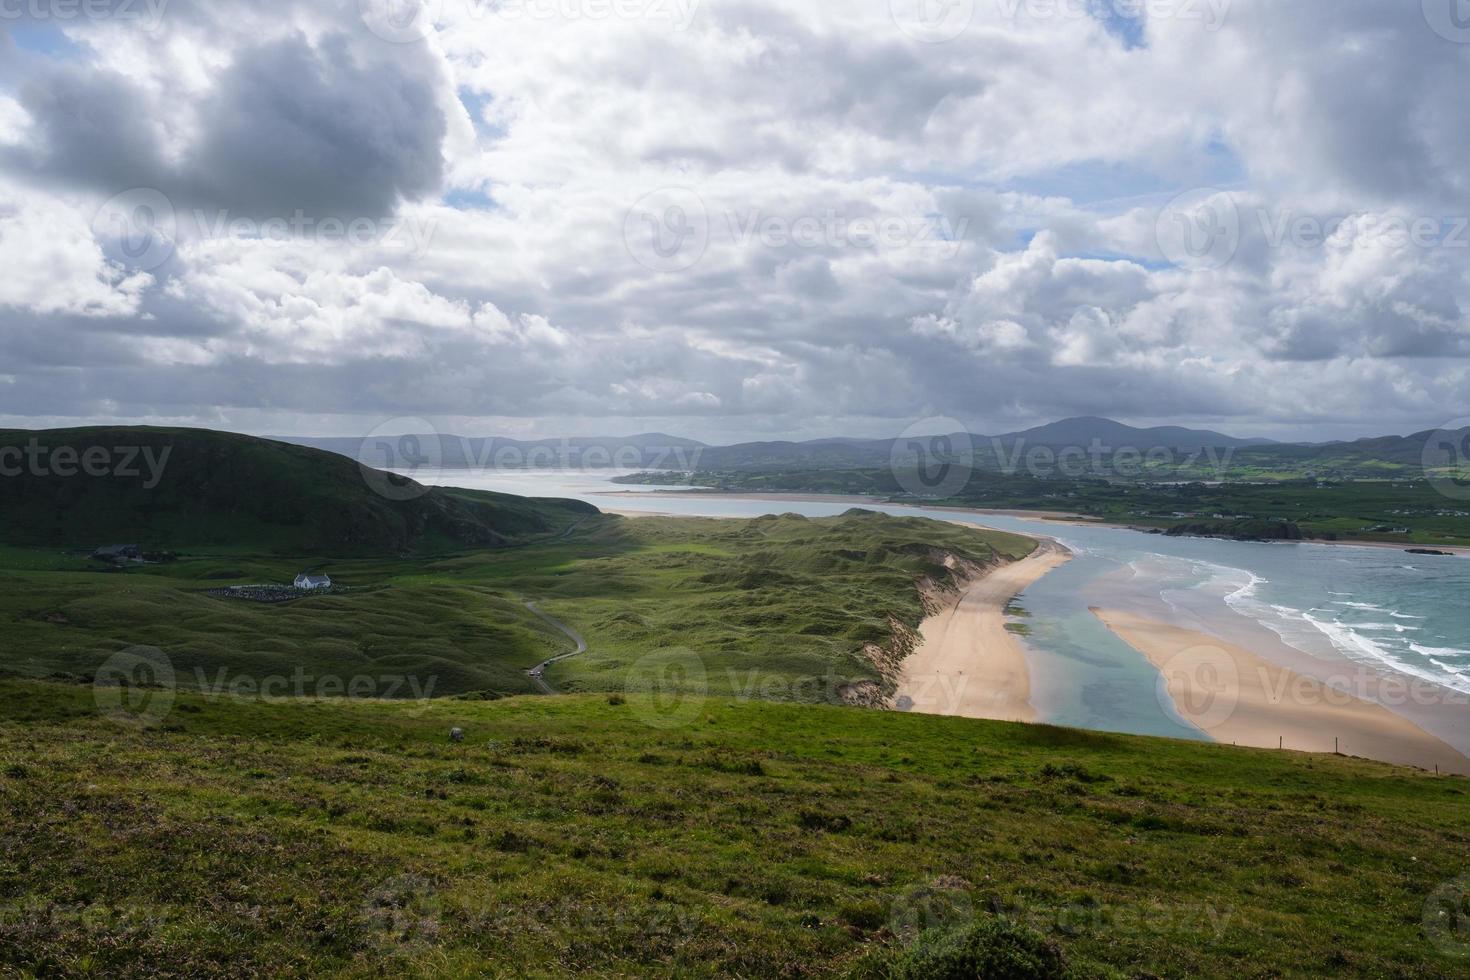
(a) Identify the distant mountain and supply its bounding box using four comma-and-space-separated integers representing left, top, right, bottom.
0, 428, 597, 555
995, 417, 1278, 450
281, 419, 1283, 474
1266, 427, 1470, 470
282, 432, 706, 471
279, 417, 1456, 482
647, 418, 1277, 471
681, 438, 898, 471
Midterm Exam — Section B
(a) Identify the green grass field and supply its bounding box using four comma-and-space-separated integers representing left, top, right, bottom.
5, 433, 1467, 977
0, 512, 1033, 705
2, 680, 1467, 977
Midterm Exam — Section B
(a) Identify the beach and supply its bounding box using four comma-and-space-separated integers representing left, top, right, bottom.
438, 476, 1470, 757
608, 505, 1076, 723
1094, 608, 1470, 775
892, 540, 1072, 723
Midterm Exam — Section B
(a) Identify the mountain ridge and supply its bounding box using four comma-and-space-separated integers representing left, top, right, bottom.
276, 417, 1276, 471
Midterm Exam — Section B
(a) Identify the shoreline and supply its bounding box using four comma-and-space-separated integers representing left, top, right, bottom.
1093, 608, 1470, 775
892, 540, 1073, 724
604, 503, 1080, 725
603, 492, 1470, 765
594, 489, 1470, 554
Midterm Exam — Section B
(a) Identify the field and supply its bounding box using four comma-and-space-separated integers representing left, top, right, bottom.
2, 680, 1467, 977
5, 429, 1468, 977
620, 470, 1470, 546
0, 512, 1033, 704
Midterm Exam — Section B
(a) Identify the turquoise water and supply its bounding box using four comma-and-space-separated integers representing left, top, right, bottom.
420, 471, 1470, 748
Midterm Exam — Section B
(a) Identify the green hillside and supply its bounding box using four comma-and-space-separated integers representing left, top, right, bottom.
0, 427, 596, 555
0, 511, 1031, 703
1, 681, 1465, 977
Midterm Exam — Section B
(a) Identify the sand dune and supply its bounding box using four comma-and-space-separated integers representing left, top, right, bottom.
893, 541, 1071, 723
1095, 608, 1470, 775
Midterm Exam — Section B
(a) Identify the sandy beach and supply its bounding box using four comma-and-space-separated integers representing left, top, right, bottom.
1094, 608, 1470, 775
892, 540, 1072, 723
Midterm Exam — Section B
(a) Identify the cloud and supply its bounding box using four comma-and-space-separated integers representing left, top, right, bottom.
5, 23, 448, 221
0, 1, 1467, 439
0, 189, 152, 316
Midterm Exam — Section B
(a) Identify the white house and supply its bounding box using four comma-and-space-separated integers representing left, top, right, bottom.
294, 573, 332, 591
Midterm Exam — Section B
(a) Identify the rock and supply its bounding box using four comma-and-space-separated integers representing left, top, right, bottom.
449, 728, 464, 743
1165, 519, 1304, 542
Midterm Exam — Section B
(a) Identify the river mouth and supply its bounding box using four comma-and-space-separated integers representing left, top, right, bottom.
402, 469, 1470, 757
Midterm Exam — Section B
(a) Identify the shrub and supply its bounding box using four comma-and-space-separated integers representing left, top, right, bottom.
838, 898, 888, 931
892, 917, 1067, 980
797, 809, 852, 833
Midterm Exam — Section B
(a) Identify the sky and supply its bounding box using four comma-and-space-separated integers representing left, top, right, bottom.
1, 0, 1469, 444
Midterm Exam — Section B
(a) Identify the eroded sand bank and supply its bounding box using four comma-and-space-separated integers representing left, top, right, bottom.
893, 541, 1072, 723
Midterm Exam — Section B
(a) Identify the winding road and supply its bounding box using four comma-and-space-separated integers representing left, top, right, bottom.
523, 601, 587, 695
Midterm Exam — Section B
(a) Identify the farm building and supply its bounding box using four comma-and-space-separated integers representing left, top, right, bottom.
91, 544, 142, 562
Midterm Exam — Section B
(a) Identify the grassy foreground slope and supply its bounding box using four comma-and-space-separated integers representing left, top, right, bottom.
2, 680, 1467, 977
0, 512, 1031, 703
0, 427, 596, 555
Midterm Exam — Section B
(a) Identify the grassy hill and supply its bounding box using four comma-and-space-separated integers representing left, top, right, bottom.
1, 680, 1466, 977
0, 512, 1032, 702
0, 427, 597, 555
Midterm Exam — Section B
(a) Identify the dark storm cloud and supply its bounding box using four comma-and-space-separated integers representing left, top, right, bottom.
184, 34, 446, 219
5, 31, 446, 220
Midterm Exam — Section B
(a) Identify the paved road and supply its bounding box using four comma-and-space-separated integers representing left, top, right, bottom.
523, 601, 587, 695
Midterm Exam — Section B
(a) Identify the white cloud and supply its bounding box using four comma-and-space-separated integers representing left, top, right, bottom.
0, 0, 1468, 437
0, 190, 152, 317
